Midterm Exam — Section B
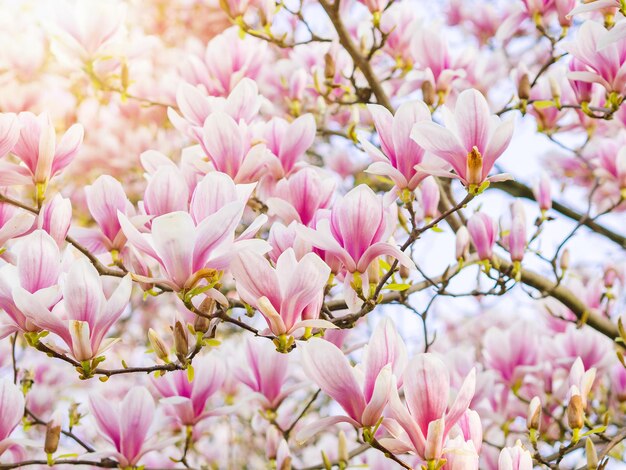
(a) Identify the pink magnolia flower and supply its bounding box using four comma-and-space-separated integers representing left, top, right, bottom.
230, 248, 333, 337
363, 101, 432, 191
267, 221, 311, 263
13, 258, 132, 362
483, 323, 539, 384
266, 167, 335, 226
89, 386, 159, 467
141, 165, 189, 218
182, 27, 268, 97
0, 379, 26, 460
382, 353, 476, 463
411, 89, 514, 193
534, 173, 552, 212
263, 114, 316, 176
298, 184, 414, 311
563, 21, 626, 96
442, 436, 479, 470
9, 112, 83, 193
152, 354, 227, 425
168, 78, 262, 136
193, 112, 279, 183
467, 213, 497, 261
521, 0, 555, 16
0, 230, 61, 338
410, 26, 465, 96
498, 441, 533, 470
54, 0, 125, 61
119, 203, 256, 292
297, 334, 397, 442
234, 338, 293, 410
74, 175, 134, 254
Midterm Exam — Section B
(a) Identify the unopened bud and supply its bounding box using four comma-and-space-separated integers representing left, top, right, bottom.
173, 321, 189, 363
194, 315, 211, 334
338, 430, 349, 463
45, 410, 63, 454
148, 328, 169, 362
527, 396, 542, 431
456, 226, 470, 261
604, 267, 617, 289
324, 53, 335, 81
321, 450, 332, 470
422, 80, 436, 107
518, 73, 531, 101
367, 261, 380, 286
399, 264, 410, 280
550, 77, 561, 101
560, 249, 570, 272
586, 437, 598, 469
567, 394, 584, 430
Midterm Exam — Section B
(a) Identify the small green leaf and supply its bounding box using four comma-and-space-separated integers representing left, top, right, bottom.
385, 283, 411, 291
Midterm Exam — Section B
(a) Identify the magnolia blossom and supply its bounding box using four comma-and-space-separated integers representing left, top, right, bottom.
467, 213, 497, 261
298, 184, 414, 311
0, 380, 26, 460
7, 112, 83, 193
13, 258, 132, 362
298, 333, 398, 442
89, 386, 159, 467
563, 21, 626, 96
152, 354, 227, 425
363, 101, 432, 191
411, 89, 514, 192
230, 248, 333, 337
0, 230, 61, 338
498, 441, 533, 470
382, 354, 476, 463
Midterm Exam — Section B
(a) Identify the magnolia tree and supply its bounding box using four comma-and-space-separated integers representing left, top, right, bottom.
1, 0, 626, 468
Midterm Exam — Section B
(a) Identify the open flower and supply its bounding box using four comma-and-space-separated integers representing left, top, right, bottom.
89, 386, 160, 468
382, 354, 476, 465
411, 89, 514, 193
298, 184, 414, 311
13, 258, 132, 362
363, 101, 433, 192
297, 335, 397, 443
230, 248, 333, 342
152, 354, 227, 426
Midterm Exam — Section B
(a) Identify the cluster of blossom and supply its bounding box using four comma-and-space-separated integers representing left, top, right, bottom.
0, 0, 625, 469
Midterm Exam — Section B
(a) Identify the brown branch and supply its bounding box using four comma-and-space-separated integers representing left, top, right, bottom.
491, 180, 626, 249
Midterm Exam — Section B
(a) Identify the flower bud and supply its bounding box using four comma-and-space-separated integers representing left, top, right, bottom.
148, 328, 169, 362
456, 226, 470, 261
560, 249, 570, 272
527, 396, 542, 431
604, 267, 617, 289
586, 437, 598, 470
549, 76, 561, 101
324, 53, 335, 81
45, 410, 63, 454
173, 321, 189, 363
399, 264, 410, 280
567, 393, 584, 430
518, 73, 531, 101
367, 260, 380, 286
338, 430, 349, 464
533, 173, 552, 212
422, 80, 436, 107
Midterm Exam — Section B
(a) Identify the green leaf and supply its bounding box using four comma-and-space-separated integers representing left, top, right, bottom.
385, 283, 411, 291
581, 426, 607, 437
